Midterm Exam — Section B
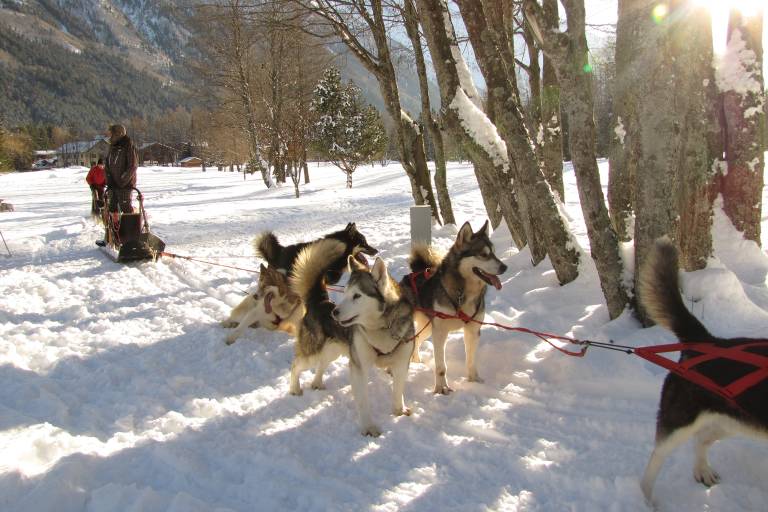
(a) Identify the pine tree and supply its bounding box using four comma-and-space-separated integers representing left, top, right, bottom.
311, 68, 387, 188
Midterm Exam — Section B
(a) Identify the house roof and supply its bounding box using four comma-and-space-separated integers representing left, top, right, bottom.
139, 142, 178, 151
56, 137, 109, 154
179, 156, 202, 163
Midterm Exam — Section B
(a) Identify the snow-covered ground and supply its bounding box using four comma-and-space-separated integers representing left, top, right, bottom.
1, 161, 767, 511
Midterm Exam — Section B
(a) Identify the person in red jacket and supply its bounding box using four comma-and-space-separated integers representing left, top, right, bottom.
86, 157, 106, 217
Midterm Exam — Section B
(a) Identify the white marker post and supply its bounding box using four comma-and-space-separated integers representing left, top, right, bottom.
410, 205, 432, 247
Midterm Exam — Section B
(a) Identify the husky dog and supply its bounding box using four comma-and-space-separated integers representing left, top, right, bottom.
222, 264, 302, 345
639, 238, 768, 503
255, 222, 378, 284
333, 255, 416, 437
400, 221, 507, 394
288, 239, 352, 396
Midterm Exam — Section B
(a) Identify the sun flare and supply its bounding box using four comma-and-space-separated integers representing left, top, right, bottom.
692, 0, 764, 18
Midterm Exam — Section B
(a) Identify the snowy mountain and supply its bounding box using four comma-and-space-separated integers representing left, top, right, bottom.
0, 0, 436, 131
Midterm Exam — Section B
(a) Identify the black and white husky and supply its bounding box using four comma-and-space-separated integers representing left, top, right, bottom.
638, 238, 768, 503
400, 221, 507, 394
255, 222, 378, 284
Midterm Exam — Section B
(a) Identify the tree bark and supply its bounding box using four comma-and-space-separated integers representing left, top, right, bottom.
540, 0, 565, 200
457, 0, 579, 278
524, 0, 629, 318
402, 0, 456, 225
608, 0, 640, 242
414, 0, 531, 248
719, 9, 765, 245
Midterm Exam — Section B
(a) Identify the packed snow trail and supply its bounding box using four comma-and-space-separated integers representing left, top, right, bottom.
1, 162, 767, 511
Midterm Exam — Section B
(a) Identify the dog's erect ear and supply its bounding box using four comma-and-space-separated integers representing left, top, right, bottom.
371, 257, 389, 285
258, 264, 269, 285
347, 254, 367, 273
479, 220, 489, 237
456, 221, 473, 249
346, 222, 357, 232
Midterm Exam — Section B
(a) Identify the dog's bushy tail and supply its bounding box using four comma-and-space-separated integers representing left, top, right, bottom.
253, 232, 282, 266
291, 239, 347, 305
409, 244, 443, 273
638, 238, 711, 342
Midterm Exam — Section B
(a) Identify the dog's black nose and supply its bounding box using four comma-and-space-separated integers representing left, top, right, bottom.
332, 308, 339, 318
500, 263, 508, 274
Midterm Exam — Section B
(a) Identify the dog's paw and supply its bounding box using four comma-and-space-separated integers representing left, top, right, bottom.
361, 425, 381, 437
311, 383, 326, 391
394, 407, 412, 417
694, 465, 720, 487
433, 384, 454, 395
225, 335, 238, 345
221, 320, 237, 328
289, 388, 304, 396
468, 374, 484, 383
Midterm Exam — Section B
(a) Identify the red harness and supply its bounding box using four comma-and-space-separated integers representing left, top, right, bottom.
406, 270, 768, 404
634, 341, 768, 406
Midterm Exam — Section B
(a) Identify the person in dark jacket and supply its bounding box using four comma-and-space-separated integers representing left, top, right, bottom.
86, 157, 106, 217
104, 124, 138, 215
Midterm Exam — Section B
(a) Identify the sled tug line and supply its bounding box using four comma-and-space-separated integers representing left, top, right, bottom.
144, 250, 768, 413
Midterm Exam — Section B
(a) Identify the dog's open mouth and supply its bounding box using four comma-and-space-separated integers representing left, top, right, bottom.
272, 314, 282, 327
473, 267, 502, 290
337, 315, 358, 327
354, 252, 369, 266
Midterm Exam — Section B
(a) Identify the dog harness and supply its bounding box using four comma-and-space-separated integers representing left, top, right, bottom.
634, 341, 768, 408
407, 269, 482, 323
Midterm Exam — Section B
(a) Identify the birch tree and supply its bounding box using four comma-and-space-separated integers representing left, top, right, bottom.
719, 8, 765, 245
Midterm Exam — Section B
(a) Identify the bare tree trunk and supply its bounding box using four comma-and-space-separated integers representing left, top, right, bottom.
302, 148, 310, 184
675, 4, 720, 270
416, 0, 532, 247
457, 0, 579, 277
608, 0, 640, 242
540, 0, 564, 200
720, 9, 765, 245
226, 1, 269, 187
403, 0, 455, 225
525, 0, 628, 318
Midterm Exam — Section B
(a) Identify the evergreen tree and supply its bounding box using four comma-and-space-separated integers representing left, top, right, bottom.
311, 68, 386, 188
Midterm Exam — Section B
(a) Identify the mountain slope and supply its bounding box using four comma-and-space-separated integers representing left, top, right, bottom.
0, 0, 437, 132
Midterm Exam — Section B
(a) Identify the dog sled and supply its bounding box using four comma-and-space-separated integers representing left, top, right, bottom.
96, 188, 165, 262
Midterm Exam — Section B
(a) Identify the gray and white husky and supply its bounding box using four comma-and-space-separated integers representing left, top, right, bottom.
400, 221, 507, 394
638, 238, 768, 504
334, 254, 415, 437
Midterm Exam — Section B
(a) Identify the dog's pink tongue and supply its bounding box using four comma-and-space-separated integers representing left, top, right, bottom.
489, 274, 502, 290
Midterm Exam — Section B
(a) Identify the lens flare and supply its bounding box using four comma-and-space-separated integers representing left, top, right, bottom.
652, 4, 669, 24
693, 0, 764, 18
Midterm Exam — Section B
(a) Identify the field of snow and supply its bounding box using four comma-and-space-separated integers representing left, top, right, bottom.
1, 161, 767, 511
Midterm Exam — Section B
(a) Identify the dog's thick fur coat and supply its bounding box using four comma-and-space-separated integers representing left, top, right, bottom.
335, 255, 415, 436
287, 239, 351, 396
222, 264, 302, 345
639, 238, 768, 502
254, 223, 377, 284
400, 221, 507, 394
